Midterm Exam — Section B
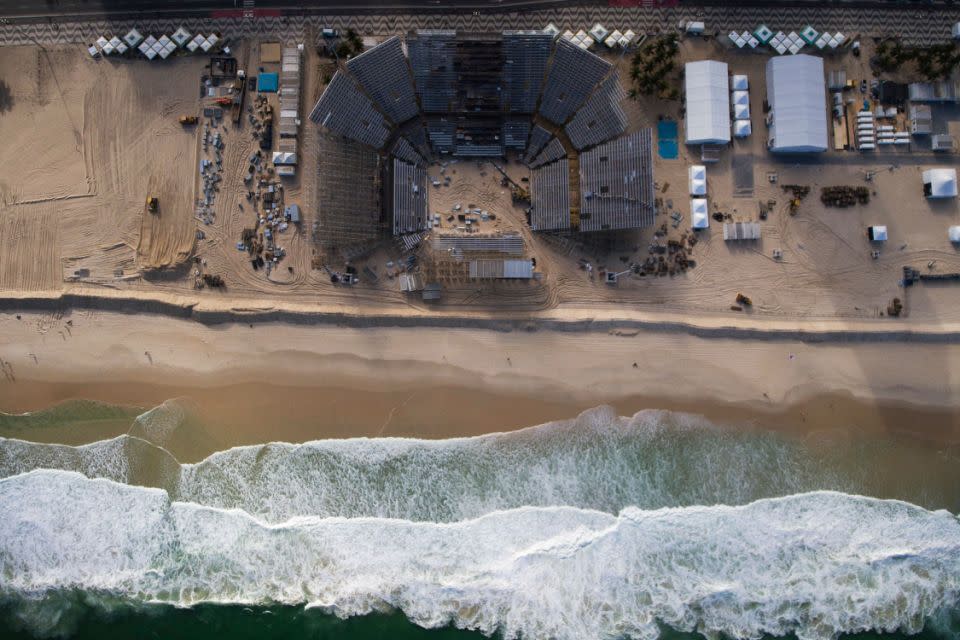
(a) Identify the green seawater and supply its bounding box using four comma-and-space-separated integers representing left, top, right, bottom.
0, 605, 955, 640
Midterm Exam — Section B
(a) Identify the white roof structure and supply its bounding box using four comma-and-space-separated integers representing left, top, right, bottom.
949, 226, 960, 242
544, 23, 560, 38
109, 36, 122, 49
589, 23, 609, 42
689, 165, 707, 195
158, 35, 171, 48
138, 41, 151, 56
691, 199, 709, 229
95, 35, 108, 49
157, 43, 172, 59
733, 103, 750, 120
272, 151, 297, 165
869, 225, 888, 241
143, 46, 158, 60
765, 54, 828, 153
731, 90, 749, 106
172, 27, 191, 47
124, 29, 143, 47
922, 168, 958, 198
734, 119, 752, 137
88, 45, 99, 58
144, 35, 157, 48
116, 42, 128, 54
684, 60, 731, 145
102, 41, 114, 55
207, 33, 220, 47
200, 37, 214, 52
623, 29, 636, 44
731, 75, 748, 91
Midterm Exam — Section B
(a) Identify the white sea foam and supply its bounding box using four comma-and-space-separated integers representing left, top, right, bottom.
12, 405, 955, 523
1, 470, 958, 640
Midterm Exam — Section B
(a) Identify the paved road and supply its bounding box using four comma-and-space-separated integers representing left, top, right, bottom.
1, 0, 585, 21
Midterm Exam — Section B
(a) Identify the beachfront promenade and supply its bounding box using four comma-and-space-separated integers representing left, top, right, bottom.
1, 4, 957, 47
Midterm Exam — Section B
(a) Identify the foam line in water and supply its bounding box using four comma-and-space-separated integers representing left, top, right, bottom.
1, 470, 958, 640
4, 405, 959, 520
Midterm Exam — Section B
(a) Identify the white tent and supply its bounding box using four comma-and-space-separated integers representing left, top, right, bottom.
272, 151, 297, 165
543, 23, 560, 39
589, 23, 609, 42
688, 165, 707, 195
922, 168, 958, 198
124, 29, 143, 47
734, 120, 752, 137
734, 103, 750, 120
868, 225, 888, 242
172, 27, 191, 47
88, 45, 99, 58
949, 226, 960, 243
691, 198, 709, 229
731, 90, 749, 106
684, 60, 731, 144
731, 74, 748, 91
765, 55, 828, 152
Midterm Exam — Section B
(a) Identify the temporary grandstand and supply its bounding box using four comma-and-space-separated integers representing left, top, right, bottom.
389, 158, 430, 235
530, 159, 571, 231
345, 36, 419, 125
579, 130, 655, 232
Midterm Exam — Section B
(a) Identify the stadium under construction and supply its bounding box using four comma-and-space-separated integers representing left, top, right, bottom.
308, 30, 655, 252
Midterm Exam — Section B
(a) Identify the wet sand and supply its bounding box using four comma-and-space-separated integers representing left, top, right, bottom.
0, 311, 957, 462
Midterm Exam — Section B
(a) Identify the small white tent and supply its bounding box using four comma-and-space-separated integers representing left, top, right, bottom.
949, 226, 960, 243
731, 74, 749, 91
733, 103, 750, 120
684, 60, 731, 144
868, 225, 888, 242
734, 120, 752, 137
922, 168, 958, 198
691, 198, 709, 229
688, 165, 707, 195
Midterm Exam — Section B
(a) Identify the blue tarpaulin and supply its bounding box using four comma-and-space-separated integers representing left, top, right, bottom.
257, 72, 279, 93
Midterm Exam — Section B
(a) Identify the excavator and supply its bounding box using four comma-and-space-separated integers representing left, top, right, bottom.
146, 196, 159, 214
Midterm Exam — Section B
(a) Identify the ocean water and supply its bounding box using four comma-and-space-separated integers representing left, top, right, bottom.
0, 403, 958, 640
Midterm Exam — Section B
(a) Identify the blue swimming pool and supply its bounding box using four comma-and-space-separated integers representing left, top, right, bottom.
657, 120, 679, 159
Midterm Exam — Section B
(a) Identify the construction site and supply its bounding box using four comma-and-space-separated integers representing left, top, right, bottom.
1, 13, 960, 324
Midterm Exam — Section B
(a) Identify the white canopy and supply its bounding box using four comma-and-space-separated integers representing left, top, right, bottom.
124, 29, 143, 47
922, 168, 958, 198
734, 119, 752, 137
869, 225, 888, 241
765, 55, 828, 152
96, 36, 108, 49
689, 165, 707, 195
684, 60, 731, 144
731, 74, 749, 91
589, 23, 609, 42
691, 199, 709, 228
733, 103, 750, 120
172, 27, 191, 46
543, 23, 560, 38
731, 90, 749, 106
949, 226, 960, 242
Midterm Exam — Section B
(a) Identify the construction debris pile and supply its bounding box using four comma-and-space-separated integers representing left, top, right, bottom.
248, 95, 275, 152
638, 224, 698, 277
237, 158, 296, 276
196, 117, 225, 225
820, 185, 870, 207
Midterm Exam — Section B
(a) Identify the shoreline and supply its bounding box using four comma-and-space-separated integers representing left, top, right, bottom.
3, 289, 960, 343
0, 310, 957, 461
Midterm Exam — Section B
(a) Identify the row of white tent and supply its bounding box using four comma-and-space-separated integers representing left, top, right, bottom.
89, 27, 220, 59
546, 23, 637, 49
689, 165, 710, 229
729, 26, 846, 55
730, 74, 751, 137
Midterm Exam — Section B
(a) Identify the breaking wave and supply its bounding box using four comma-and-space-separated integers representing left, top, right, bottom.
0, 470, 958, 640
2, 404, 959, 639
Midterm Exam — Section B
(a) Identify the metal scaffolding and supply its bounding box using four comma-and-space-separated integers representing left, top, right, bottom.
314, 133, 383, 253
529, 137, 567, 169
408, 30, 458, 113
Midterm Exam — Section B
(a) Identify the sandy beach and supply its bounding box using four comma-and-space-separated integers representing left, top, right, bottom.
0, 310, 957, 461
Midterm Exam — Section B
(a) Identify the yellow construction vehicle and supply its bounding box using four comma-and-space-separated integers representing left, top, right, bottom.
179, 115, 199, 125
146, 197, 159, 214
